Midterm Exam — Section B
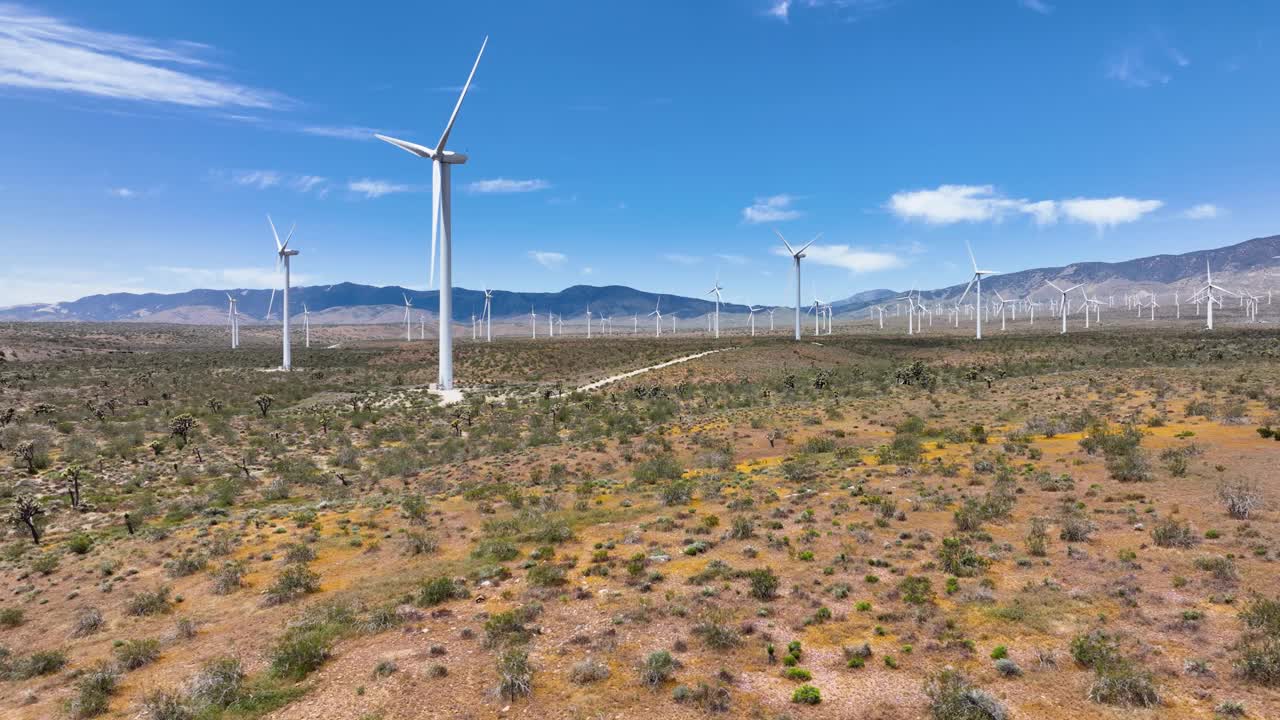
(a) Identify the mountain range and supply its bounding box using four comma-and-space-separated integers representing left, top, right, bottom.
2, 235, 1277, 324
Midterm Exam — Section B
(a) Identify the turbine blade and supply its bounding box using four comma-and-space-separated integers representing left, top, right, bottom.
375, 134, 436, 159
958, 275, 976, 304
282, 222, 296, 251
797, 232, 821, 255
267, 215, 282, 252
774, 229, 795, 256
436, 36, 488, 154
965, 240, 978, 272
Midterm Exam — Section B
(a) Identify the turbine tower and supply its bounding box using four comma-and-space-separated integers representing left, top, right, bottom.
776, 229, 819, 341
226, 294, 239, 349
375, 36, 488, 391
268, 216, 298, 370
482, 288, 493, 342
302, 303, 311, 348
958, 241, 998, 340
707, 276, 723, 339
402, 293, 414, 342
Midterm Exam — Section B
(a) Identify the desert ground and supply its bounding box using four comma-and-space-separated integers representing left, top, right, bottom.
0, 319, 1278, 720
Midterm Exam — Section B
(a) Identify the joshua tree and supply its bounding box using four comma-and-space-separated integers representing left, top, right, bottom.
206, 398, 224, 413
60, 463, 84, 509
13, 440, 37, 475
0, 408, 15, 428
169, 414, 197, 446
254, 394, 274, 418
9, 495, 45, 544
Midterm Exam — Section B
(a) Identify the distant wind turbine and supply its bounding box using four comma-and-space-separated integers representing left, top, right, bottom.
776, 229, 820, 341
958, 241, 998, 340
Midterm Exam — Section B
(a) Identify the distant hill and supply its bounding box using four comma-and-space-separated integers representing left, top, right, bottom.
0, 284, 752, 325
834, 234, 1280, 312
3, 235, 1277, 324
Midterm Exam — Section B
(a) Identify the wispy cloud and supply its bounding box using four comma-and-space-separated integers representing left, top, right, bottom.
742, 194, 802, 224
715, 253, 748, 265
528, 251, 567, 270
772, 244, 902, 273
347, 178, 413, 198
1106, 31, 1190, 88
1017, 0, 1053, 14
291, 175, 328, 194
888, 184, 1162, 230
233, 170, 282, 189
466, 178, 551, 194
299, 125, 379, 141
108, 187, 136, 198
765, 0, 791, 22
763, 0, 894, 23
1182, 203, 1221, 220
663, 253, 701, 266
0, 3, 284, 109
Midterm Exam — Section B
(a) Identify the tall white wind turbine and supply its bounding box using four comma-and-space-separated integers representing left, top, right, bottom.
483, 288, 493, 342
226, 294, 239, 349
776, 229, 820, 341
1045, 280, 1083, 335
707, 276, 723, 339
303, 303, 311, 348
1188, 260, 1237, 330
649, 296, 663, 337
375, 36, 488, 391
957, 241, 998, 340
268, 216, 298, 370
402, 293, 413, 341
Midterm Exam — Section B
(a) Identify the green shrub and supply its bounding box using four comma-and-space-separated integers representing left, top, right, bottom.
641, 650, 676, 689
114, 637, 161, 670
747, 567, 779, 600
69, 663, 119, 718
125, 586, 172, 616
924, 668, 1006, 720
1150, 517, 1198, 548
264, 565, 320, 605
791, 684, 821, 704
496, 648, 533, 700
417, 576, 466, 606
0, 607, 24, 628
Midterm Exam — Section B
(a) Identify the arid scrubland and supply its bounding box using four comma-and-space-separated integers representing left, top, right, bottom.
0, 323, 1278, 719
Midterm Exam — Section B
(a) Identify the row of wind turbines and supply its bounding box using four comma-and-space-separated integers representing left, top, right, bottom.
222, 35, 1279, 393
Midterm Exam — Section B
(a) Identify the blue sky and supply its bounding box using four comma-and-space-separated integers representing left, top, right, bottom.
0, 0, 1277, 308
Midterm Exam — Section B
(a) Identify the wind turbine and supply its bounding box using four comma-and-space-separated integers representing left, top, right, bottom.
586, 305, 592, 338
958, 241, 998, 340
268, 216, 298, 370
776, 229, 820, 341
482, 288, 493, 342
529, 306, 537, 339
302, 303, 311, 348
226, 294, 239, 349
1045, 281, 1083, 334
375, 36, 488, 391
648, 296, 663, 337
748, 306, 761, 336
402, 293, 414, 342
1187, 260, 1237, 330
707, 276, 723, 339
768, 307, 776, 332
895, 289, 915, 335
992, 291, 1010, 331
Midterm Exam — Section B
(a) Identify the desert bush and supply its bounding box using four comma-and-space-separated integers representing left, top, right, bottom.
186, 656, 244, 709
938, 536, 986, 577
791, 684, 822, 704
210, 561, 246, 595
496, 647, 533, 701
641, 650, 676, 688
263, 565, 320, 605
1150, 517, 1198, 548
69, 663, 119, 718
136, 689, 192, 720
0, 607, 24, 628
417, 576, 467, 606
747, 567, 779, 600
72, 607, 105, 637
126, 586, 172, 616
114, 638, 161, 670
1218, 480, 1263, 520
924, 668, 1007, 720
1088, 658, 1159, 707
569, 657, 610, 684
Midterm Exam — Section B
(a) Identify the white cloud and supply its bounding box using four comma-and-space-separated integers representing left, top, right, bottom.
765, 0, 791, 21
300, 125, 379, 141
0, 3, 283, 108
1017, 0, 1053, 13
466, 178, 550, 194
742, 194, 802, 224
888, 184, 1161, 229
347, 178, 412, 198
528, 251, 567, 270
663, 253, 701, 266
291, 175, 327, 194
233, 170, 281, 189
1182, 203, 1220, 220
715, 253, 748, 265
773, 244, 903, 273
1059, 197, 1163, 228
108, 187, 135, 198
581, 266, 594, 275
